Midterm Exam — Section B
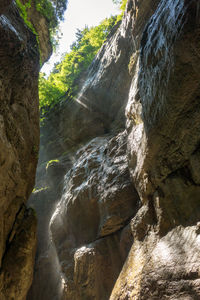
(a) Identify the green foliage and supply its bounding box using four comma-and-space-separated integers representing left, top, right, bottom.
112, 0, 127, 8
120, 0, 128, 11
35, 0, 57, 29
16, 0, 37, 34
16, 0, 67, 61
46, 159, 60, 169
35, 0, 67, 30
114, 0, 128, 23
32, 186, 48, 193
39, 16, 117, 112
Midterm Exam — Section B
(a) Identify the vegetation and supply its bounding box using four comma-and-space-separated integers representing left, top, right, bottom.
32, 186, 48, 193
46, 159, 60, 169
113, 0, 128, 23
35, 0, 67, 30
16, 0, 37, 34
16, 0, 67, 30
39, 16, 117, 111
38, 0, 128, 116
16, 0, 67, 56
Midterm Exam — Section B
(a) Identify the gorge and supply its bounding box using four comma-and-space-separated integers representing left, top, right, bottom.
1, 0, 200, 299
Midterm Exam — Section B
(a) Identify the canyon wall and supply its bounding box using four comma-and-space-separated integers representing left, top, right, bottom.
29, 0, 200, 299
0, 1, 51, 299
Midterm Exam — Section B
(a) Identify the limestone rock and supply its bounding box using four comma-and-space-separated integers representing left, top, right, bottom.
28, 0, 200, 299
39, 99, 105, 163
71, 230, 130, 300
0, 1, 51, 298
120, 0, 200, 298
0, 208, 37, 300
49, 132, 139, 298
20, 0, 52, 64
127, 0, 200, 201
110, 225, 200, 299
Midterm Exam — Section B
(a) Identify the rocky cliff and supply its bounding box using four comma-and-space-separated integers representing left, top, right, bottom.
28, 0, 200, 299
0, 1, 51, 299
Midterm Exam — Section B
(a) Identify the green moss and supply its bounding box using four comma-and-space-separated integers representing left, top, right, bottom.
16, 0, 37, 35
16, 0, 47, 66
16, 0, 42, 64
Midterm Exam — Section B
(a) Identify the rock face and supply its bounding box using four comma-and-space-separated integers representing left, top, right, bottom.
21, 0, 52, 64
0, 1, 51, 299
29, 0, 200, 299
114, 0, 200, 298
49, 132, 140, 299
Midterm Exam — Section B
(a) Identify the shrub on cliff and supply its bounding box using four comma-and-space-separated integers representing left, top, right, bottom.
16, 0, 68, 55
113, 0, 128, 22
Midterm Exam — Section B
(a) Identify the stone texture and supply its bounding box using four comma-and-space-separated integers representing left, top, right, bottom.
117, 0, 200, 298
0, 208, 37, 300
127, 0, 200, 201
21, 0, 52, 63
110, 225, 200, 300
71, 230, 130, 300
0, 0, 12, 15
29, 0, 200, 299
49, 132, 139, 299
0, 1, 51, 299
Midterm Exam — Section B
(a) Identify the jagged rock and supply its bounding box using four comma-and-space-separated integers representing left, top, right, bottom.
127, 0, 200, 201
21, 0, 52, 63
71, 230, 130, 300
38, 0, 139, 164
117, 0, 200, 298
0, 1, 51, 299
29, 0, 200, 299
49, 132, 139, 299
0, 208, 37, 300
110, 225, 200, 299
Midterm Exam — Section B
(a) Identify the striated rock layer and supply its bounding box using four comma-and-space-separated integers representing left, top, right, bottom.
29, 0, 200, 299
0, 1, 51, 299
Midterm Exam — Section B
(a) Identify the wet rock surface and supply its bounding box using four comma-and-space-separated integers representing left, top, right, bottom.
50, 132, 139, 243
120, 0, 200, 298
29, 0, 200, 299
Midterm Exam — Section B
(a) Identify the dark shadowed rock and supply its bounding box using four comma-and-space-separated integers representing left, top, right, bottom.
0, 0, 12, 15
49, 131, 140, 299
0, 1, 52, 299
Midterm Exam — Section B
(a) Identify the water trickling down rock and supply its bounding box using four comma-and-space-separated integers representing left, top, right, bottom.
28, 0, 200, 299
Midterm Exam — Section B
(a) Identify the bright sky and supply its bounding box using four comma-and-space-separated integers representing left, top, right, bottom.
41, 0, 119, 75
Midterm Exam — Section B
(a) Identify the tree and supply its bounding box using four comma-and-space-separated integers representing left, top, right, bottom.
39, 16, 117, 112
